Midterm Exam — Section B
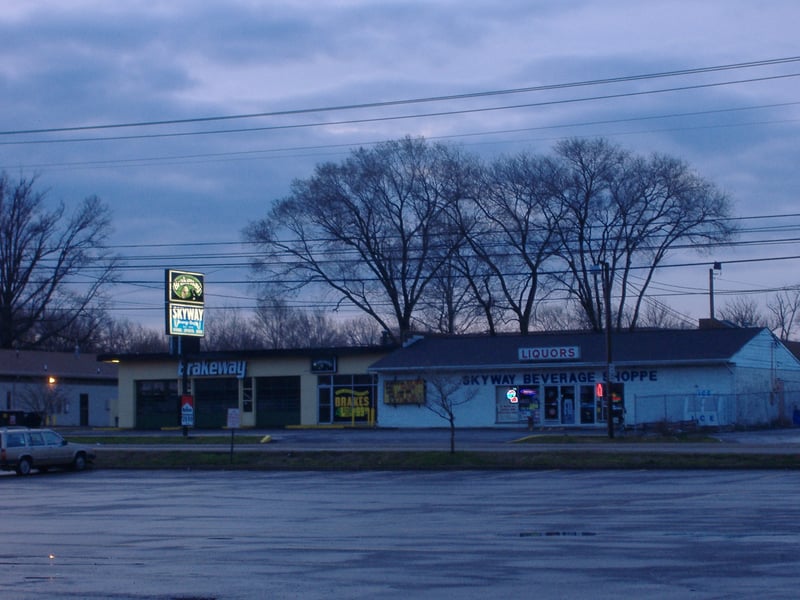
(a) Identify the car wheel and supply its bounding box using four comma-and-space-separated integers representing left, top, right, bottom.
16, 457, 32, 476
72, 453, 87, 472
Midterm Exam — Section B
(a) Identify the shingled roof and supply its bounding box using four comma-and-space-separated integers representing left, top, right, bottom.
369, 327, 767, 373
0, 349, 117, 381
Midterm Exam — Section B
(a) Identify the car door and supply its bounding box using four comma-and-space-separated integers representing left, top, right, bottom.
26, 431, 51, 467
42, 430, 71, 465
3, 430, 28, 466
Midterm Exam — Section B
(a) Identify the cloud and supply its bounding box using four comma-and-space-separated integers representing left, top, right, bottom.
1, 0, 799, 329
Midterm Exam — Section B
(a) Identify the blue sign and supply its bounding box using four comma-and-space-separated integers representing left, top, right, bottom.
169, 303, 205, 337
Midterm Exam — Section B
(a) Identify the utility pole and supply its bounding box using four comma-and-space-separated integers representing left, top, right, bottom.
602, 262, 614, 439
709, 262, 722, 319
591, 261, 614, 439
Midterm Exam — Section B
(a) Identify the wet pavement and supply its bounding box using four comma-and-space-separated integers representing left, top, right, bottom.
2, 469, 800, 599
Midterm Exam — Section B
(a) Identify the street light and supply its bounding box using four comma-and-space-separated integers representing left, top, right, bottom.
591, 262, 614, 439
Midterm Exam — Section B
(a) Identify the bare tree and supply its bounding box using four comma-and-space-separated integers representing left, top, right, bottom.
457, 152, 564, 334
767, 289, 800, 341
30, 308, 110, 352
106, 320, 169, 353
244, 137, 737, 337
535, 302, 579, 332
18, 381, 66, 426
636, 300, 692, 330
448, 244, 503, 334
341, 316, 384, 346
0, 174, 118, 349
415, 257, 484, 334
202, 307, 264, 351
253, 297, 350, 348
548, 138, 735, 331
423, 372, 480, 453
244, 137, 479, 343
718, 296, 768, 328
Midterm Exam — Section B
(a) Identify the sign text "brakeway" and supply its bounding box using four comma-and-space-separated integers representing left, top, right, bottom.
178, 360, 247, 379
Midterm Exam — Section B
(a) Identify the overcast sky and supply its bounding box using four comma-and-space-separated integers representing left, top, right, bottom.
2, 1, 799, 331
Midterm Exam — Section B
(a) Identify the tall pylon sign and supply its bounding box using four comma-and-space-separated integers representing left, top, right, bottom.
165, 269, 205, 337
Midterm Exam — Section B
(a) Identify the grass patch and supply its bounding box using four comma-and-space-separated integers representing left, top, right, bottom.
514, 432, 721, 444
70, 435, 266, 445
93, 449, 800, 471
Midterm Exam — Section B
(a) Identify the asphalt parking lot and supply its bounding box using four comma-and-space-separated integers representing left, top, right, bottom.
2, 469, 800, 600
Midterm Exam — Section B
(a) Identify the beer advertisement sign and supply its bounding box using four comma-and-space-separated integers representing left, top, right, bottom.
165, 269, 205, 337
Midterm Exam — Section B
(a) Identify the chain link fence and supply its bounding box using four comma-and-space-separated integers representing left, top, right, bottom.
628, 388, 800, 431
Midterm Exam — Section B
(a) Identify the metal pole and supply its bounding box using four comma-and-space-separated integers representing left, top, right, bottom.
181, 338, 189, 438
709, 262, 722, 320
604, 263, 614, 439
709, 267, 715, 319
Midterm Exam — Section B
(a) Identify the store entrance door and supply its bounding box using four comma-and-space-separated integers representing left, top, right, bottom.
544, 385, 576, 425
560, 386, 576, 425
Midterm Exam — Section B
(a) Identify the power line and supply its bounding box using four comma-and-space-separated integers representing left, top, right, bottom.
6, 95, 798, 172
4, 56, 798, 137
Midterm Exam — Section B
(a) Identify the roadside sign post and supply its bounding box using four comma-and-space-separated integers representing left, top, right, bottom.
181, 395, 194, 437
165, 269, 205, 437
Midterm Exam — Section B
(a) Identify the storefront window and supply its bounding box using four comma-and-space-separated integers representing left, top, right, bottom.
318, 374, 377, 424
544, 386, 560, 422
495, 387, 520, 424
318, 385, 332, 423
243, 378, 253, 413
597, 383, 625, 425
495, 386, 540, 425
580, 385, 595, 424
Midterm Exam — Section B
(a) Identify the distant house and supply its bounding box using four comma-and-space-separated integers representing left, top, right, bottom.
0, 349, 118, 427
369, 327, 800, 429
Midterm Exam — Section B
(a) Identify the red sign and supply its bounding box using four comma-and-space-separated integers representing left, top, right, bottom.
181, 395, 194, 427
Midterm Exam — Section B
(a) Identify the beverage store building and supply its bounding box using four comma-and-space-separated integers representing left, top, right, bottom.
370, 327, 800, 429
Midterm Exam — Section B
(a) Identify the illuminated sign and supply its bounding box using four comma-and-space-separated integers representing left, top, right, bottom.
334, 388, 372, 420
168, 303, 205, 337
166, 270, 204, 304
165, 269, 205, 337
181, 395, 194, 427
518, 346, 580, 361
310, 357, 337, 374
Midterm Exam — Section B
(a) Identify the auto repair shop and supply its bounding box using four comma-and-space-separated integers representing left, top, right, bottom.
101, 346, 392, 429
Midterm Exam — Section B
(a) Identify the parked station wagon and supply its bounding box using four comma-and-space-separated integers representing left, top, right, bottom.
0, 428, 95, 475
